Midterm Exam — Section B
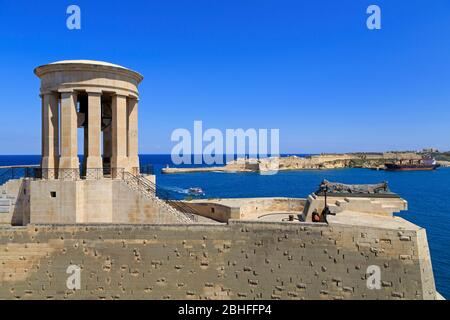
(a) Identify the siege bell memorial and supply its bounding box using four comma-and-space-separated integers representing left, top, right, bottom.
0, 60, 441, 300
35, 60, 142, 179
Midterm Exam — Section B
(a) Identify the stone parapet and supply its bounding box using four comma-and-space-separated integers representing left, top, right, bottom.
0, 219, 437, 300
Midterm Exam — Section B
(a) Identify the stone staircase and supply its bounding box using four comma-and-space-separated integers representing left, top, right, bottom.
122, 172, 197, 223
333, 197, 408, 216
0, 181, 15, 224
0, 195, 11, 214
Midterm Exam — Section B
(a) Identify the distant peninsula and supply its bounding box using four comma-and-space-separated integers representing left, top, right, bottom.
162, 150, 450, 174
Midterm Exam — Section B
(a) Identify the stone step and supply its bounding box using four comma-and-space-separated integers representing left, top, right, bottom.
0, 199, 10, 206
381, 204, 400, 209
335, 199, 349, 207
124, 177, 194, 223
327, 204, 342, 214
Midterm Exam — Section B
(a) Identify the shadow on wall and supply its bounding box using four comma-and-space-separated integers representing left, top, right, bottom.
7, 179, 30, 226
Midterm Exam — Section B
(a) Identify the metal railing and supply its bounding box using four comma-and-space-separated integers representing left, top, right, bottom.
1, 163, 201, 223
0, 166, 39, 185
32, 168, 126, 181
122, 171, 199, 222
1, 165, 153, 185
154, 186, 202, 221
139, 164, 154, 175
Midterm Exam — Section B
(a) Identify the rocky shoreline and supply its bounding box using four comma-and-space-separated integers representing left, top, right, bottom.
162, 152, 444, 174
437, 160, 450, 167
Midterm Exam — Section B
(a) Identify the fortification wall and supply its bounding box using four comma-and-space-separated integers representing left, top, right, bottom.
180, 202, 239, 222
238, 198, 305, 218
186, 198, 306, 222
29, 179, 181, 225
0, 220, 436, 300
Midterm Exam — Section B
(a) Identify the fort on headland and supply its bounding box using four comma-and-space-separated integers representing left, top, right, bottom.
0, 60, 442, 300
162, 152, 450, 174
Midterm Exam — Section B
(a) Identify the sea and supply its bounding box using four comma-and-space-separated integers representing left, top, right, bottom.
1, 154, 449, 299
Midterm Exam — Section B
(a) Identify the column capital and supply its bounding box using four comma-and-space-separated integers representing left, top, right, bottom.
58, 88, 75, 94
40, 91, 56, 97
39, 90, 59, 98
113, 92, 129, 98
86, 90, 103, 96
129, 93, 139, 100
128, 96, 139, 102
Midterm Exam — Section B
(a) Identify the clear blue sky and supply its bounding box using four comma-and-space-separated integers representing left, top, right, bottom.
0, 0, 449, 154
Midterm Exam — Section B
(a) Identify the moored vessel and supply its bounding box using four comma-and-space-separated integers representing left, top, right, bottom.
385, 157, 439, 171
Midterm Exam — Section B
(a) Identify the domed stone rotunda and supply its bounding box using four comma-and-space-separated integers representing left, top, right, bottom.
27, 60, 191, 224
34, 60, 143, 179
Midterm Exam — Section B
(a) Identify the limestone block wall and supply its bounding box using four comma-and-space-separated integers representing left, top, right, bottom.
29, 179, 183, 225
80, 180, 113, 223
0, 179, 30, 226
0, 220, 436, 300
187, 198, 306, 222
180, 202, 239, 222
111, 180, 183, 224
30, 180, 80, 224
238, 198, 305, 218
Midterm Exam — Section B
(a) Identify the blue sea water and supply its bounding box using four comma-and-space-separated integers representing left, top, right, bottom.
1, 154, 449, 299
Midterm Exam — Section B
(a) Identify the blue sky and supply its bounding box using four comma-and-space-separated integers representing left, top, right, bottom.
0, 0, 449, 154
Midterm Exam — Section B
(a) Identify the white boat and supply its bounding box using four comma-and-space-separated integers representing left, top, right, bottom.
188, 187, 204, 195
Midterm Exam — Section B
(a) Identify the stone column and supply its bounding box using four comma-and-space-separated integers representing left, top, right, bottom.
127, 97, 139, 175
111, 94, 128, 178
41, 92, 59, 179
85, 92, 103, 179
59, 91, 79, 180
103, 123, 112, 173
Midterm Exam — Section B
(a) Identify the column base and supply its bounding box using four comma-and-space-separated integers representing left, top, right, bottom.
59, 157, 80, 180
41, 157, 58, 179
128, 157, 140, 175
111, 157, 128, 179
85, 156, 103, 179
